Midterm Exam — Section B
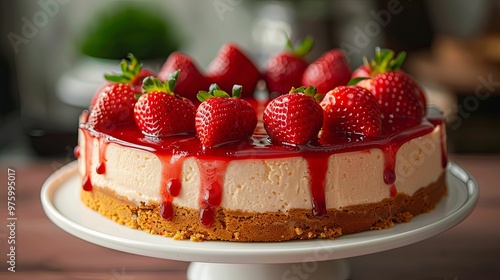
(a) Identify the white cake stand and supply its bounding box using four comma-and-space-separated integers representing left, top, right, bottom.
41, 161, 478, 280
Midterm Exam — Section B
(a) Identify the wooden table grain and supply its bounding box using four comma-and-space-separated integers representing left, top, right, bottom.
0, 154, 498, 279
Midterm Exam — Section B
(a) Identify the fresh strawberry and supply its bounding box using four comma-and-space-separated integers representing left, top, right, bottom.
301, 49, 351, 94
134, 71, 196, 137
206, 43, 261, 98
263, 86, 323, 145
87, 83, 139, 131
351, 48, 426, 134
158, 52, 212, 102
351, 47, 426, 107
88, 54, 150, 131
372, 71, 425, 134
319, 86, 382, 143
264, 36, 313, 98
196, 84, 257, 148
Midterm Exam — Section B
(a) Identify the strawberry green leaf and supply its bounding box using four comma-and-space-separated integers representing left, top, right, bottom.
379, 49, 394, 71
347, 77, 370, 86
232, 85, 242, 98
290, 85, 317, 97
283, 32, 314, 58
285, 32, 294, 51
120, 58, 129, 76
197, 83, 241, 102
314, 93, 325, 103
294, 36, 314, 57
362, 56, 370, 68
368, 47, 407, 75
373, 47, 382, 65
389, 51, 407, 70
166, 70, 180, 92
142, 76, 174, 95
303, 85, 317, 97
104, 53, 142, 84
197, 91, 213, 102
209, 83, 221, 94
289, 86, 305, 93
213, 90, 230, 98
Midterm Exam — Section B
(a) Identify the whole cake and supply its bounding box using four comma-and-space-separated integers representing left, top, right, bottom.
76, 44, 448, 242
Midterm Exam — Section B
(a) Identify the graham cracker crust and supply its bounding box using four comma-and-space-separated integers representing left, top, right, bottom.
80, 172, 447, 242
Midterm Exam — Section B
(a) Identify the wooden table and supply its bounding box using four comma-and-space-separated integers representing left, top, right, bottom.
0, 154, 498, 279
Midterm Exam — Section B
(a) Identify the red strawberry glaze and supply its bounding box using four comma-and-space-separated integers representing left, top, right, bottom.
79, 106, 445, 226
96, 141, 109, 175
196, 160, 228, 227
81, 128, 94, 191
159, 155, 186, 221
305, 156, 329, 218
427, 108, 448, 168
440, 129, 448, 168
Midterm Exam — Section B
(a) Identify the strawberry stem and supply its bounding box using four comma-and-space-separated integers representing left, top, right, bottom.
104, 53, 143, 84
289, 85, 323, 102
364, 47, 407, 76
289, 85, 317, 97
284, 33, 314, 58
197, 83, 242, 102
166, 70, 179, 92
141, 70, 179, 96
232, 85, 242, 98
209, 83, 221, 94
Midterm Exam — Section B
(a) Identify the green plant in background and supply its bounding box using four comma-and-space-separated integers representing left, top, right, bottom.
79, 4, 180, 60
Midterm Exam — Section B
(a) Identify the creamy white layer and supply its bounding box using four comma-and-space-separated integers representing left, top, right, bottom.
78, 125, 445, 212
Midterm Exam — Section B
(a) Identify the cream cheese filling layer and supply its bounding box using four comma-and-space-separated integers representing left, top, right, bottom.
78, 125, 445, 212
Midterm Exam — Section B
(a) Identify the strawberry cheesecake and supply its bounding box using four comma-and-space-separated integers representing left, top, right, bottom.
76, 46, 448, 242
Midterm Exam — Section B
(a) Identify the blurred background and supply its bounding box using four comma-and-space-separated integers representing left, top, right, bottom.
1, 0, 500, 163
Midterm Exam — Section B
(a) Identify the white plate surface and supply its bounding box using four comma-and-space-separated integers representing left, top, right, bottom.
41, 161, 478, 264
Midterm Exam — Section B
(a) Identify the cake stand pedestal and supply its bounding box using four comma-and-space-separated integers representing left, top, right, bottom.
41, 162, 478, 280
187, 260, 350, 280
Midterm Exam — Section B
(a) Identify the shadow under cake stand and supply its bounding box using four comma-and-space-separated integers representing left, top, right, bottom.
41, 161, 478, 280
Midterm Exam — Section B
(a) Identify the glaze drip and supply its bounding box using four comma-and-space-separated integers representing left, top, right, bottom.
159, 155, 185, 221
305, 156, 329, 218
196, 159, 228, 227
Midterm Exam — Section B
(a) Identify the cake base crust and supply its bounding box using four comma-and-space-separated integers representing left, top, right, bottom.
80, 172, 446, 242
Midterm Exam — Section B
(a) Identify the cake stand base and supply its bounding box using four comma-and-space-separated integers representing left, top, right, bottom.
187, 259, 350, 280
